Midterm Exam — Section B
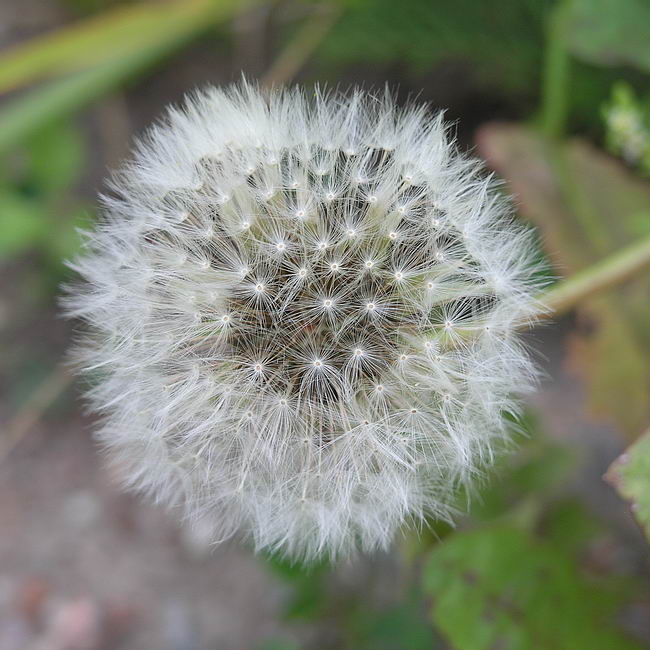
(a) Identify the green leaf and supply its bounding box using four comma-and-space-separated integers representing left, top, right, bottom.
26, 121, 86, 193
566, 0, 650, 73
0, 190, 48, 258
322, 0, 552, 95
423, 526, 642, 650
0, 56, 152, 156
606, 429, 650, 541
0, 0, 242, 94
261, 553, 331, 621
540, 500, 602, 556
477, 123, 650, 437
351, 599, 438, 650
469, 437, 574, 521
0, 0, 258, 154
43, 206, 92, 269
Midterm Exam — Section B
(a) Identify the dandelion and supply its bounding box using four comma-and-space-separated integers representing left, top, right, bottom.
63, 82, 543, 561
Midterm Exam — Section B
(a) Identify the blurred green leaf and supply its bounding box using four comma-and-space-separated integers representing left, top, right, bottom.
0, 0, 258, 154
469, 437, 574, 522
477, 123, 650, 437
323, 0, 552, 94
26, 121, 86, 193
566, 0, 650, 73
0, 0, 236, 94
541, 499, 603, 556
607, 429, 650, 541
0, 189, 48, 258
349, 597, 437, 650
423, 526, 642, 650
627, 211, 650, 237
262, 553, 331, 620
46, 206, 92, 267
262, 552, 331, 581
0, 54, 151, 155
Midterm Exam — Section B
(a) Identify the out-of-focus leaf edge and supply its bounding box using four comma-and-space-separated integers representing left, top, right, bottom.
0, 0, 260, 154
606, 429, 650, 542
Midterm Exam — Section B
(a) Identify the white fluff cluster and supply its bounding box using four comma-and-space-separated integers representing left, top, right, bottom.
65, 83, 542, 561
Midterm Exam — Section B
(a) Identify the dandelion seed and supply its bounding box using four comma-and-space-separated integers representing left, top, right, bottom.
63, 81, 543, 562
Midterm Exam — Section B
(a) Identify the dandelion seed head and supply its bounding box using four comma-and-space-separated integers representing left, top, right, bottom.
63, 82, 543, 562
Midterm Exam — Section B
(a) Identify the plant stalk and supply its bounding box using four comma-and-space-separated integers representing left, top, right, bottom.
540, 233, 650, 318
540, 1, 571, 139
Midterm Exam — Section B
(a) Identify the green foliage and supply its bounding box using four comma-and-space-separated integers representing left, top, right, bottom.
0, 190, 48, 258
541, 500, 602, 556
0, 0, 256, 154
423, 525, 642, 650
263, 553, 331, 620
322, 0, 552, 94
466, 439, 574, 527
418, 419, 647, 650
262, 552, 436, 649
423, 424, 644, 648
344, 590, 438, 650
261, 428, 648, 650
566, 0, 650, 73
25, 120, 86, 193
0, 121, 89, 275
607, 430, 650, 541
0, 0, 243, 95
320, 0, 628, 135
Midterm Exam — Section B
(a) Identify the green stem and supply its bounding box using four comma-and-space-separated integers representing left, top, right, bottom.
540, 233, 650, 317
540, 1, 571, 139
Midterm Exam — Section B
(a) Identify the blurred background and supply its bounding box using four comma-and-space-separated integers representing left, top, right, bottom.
1, 0, 650, 648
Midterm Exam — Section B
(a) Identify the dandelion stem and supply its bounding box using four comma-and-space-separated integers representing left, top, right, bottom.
540, 233, 650, 317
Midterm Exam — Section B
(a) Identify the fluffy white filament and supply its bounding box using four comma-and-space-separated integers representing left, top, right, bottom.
64, 83, 542, 561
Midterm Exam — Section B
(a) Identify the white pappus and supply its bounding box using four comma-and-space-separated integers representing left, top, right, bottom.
63, 82, 544, 561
